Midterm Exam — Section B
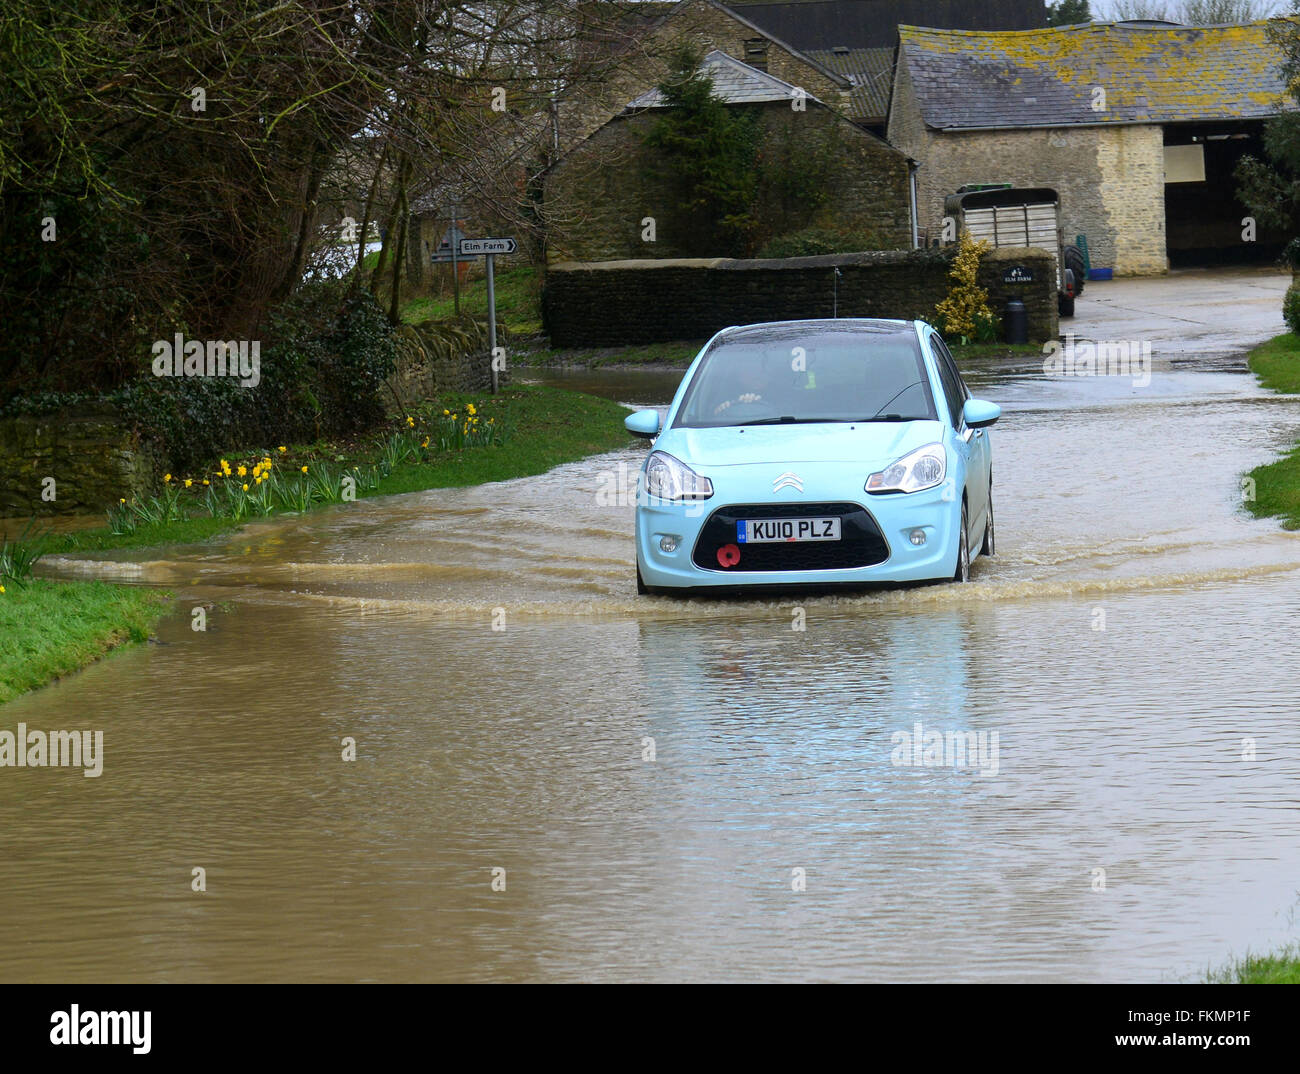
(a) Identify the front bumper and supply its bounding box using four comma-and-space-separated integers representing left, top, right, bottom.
637, 477, 961, 589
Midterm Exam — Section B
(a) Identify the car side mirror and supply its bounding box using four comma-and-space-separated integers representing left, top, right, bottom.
624, 410, 661, 439
963, 398, 1000, 429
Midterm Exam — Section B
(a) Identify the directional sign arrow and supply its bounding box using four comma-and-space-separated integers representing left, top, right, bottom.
459, 237, 517, 256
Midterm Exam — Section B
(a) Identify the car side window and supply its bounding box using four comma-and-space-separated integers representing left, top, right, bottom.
930, 336, 965, 429
937, 338, 971, 402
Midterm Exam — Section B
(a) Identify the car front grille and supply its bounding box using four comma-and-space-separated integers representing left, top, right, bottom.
692, 501, 890, 573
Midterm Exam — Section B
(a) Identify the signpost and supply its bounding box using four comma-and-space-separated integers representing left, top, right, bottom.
458, 237, 517, 394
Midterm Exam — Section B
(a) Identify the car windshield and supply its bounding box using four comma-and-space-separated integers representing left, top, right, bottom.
673, 324, 937, 429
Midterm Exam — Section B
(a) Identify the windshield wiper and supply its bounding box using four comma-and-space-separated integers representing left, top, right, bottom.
854, 414, 925, 422
734, 416, 805, 425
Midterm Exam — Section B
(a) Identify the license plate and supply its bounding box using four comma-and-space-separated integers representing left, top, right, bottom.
737, 517, 841, 543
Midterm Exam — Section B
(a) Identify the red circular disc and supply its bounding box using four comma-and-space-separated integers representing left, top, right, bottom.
717, 543, 741, 567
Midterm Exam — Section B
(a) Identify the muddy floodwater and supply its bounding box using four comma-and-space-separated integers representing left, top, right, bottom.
6, 329, 1300, 981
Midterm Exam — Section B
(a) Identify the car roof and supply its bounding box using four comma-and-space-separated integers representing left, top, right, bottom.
715, 318, 924, 343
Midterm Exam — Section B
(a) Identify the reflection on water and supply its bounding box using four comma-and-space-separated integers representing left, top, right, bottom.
6, 359, 1300, 981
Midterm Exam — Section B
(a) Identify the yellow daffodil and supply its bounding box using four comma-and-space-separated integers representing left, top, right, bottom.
278, 446, 286, 453
237, 465, 247, 477
467, 403, 476, 415
184, 478, 192, 488
442, 409, 449, 416
202, 480, 210, 486
119, 498, 126, 504
301, 465, 308, 474
421, 438, 429, 448
242, 483, 249, 491
164, 473, 172, 483
0, 585, 6, 594
406, 416, 415, 427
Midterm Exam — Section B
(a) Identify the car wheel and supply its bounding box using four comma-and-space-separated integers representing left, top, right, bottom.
953, 502, 971, 583
980, 493, 995, 557
1058, 292, 1075, 318
1064, 244, 1087, 297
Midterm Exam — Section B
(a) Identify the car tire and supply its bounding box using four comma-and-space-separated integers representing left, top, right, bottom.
980, 493, 995, 557
1058, 292, 1075, 318
953, 502, 971, 583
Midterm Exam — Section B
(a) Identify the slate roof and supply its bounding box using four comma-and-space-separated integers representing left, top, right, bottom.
804, 46, 894, 120
897, 21, 1289, 130
626, 49, 822, 108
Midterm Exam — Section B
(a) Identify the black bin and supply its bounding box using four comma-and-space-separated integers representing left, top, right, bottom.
1003, 299, 1028, 345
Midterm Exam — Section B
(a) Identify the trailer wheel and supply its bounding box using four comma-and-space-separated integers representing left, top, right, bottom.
1064, 245, 1087, 297
1058, 292, 1075, 318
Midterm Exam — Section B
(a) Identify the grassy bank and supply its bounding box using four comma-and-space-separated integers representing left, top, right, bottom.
43, 384, 633, 558
1205, 945, 1300, 983
0, 581, 171, 704
1246, 333, 1300, 529
402, 264, 542, 335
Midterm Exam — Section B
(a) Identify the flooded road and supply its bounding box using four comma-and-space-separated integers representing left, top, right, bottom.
7, 316, 1300, 981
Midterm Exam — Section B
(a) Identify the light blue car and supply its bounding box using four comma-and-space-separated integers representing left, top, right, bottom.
624, 319, 1000, 594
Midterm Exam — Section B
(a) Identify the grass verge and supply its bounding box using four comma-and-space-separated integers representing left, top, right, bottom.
1205, 944, 1300, 983
401, 264, 542, 335
1246, 333, 1300, 529
0, 581, 171, 704
42, 384, 634, 558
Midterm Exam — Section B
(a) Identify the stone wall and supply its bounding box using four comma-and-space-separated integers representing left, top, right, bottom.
888, 60, 1168, 276
0, 405, 160, 517
385, 319, 510, 414
977, 247, 1060, 340
543, 247, 1058, 346
546, 101, 912, 263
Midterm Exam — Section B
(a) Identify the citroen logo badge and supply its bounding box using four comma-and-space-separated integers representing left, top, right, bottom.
773, 471, 803, 493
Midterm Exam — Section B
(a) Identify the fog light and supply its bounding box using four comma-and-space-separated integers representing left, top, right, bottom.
659, 536, 678, 553
909, 528, 927, 546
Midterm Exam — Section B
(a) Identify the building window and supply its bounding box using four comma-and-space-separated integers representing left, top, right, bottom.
744, 37, 768, 72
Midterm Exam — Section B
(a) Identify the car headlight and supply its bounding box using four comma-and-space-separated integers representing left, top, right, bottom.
644, 451, 714, 501
865, 443, 946, 494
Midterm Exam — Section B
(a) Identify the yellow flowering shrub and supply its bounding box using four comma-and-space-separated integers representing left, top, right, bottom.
935, 231, 993, 341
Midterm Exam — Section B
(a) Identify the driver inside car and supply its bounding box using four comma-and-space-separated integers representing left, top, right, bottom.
711, 355, 796, 416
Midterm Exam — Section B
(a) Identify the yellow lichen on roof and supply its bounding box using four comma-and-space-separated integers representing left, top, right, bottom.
898, 20, 1291, 126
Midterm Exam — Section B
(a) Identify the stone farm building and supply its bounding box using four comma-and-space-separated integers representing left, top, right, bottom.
730, 0, 1045, 134
887, 20, 1290, 275
544, 50, 913, 262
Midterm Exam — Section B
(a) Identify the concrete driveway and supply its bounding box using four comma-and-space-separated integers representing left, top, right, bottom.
1067, 266, 1289, 362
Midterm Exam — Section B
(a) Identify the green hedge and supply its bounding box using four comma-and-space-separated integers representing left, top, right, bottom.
1, 281, 397, 472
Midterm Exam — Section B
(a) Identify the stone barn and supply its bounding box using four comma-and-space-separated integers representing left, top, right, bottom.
887, 21, 1289, 275
545, 50, 914, 262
